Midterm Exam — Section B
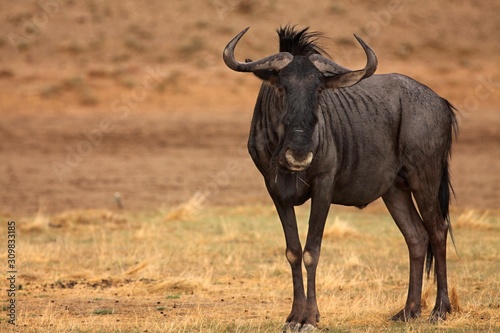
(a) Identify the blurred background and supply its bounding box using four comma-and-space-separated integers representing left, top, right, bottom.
0, 0, 499, 215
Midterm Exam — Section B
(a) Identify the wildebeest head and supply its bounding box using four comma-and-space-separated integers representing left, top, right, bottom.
223, 26, 377, 172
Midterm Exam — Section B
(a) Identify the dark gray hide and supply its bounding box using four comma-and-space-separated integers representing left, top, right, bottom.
223, 26, 457, 331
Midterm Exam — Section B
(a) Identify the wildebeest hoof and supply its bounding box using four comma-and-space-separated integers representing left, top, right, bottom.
282, 322, 317, 333
429, 315, 445, 324
429, 307, 450, 323
299, 323, 317, 332
390, 308, 420, 322
282, 322, 299, 332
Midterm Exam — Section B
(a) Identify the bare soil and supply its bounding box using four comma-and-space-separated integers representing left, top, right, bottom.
0, 0, 499, 215
1, 103, 499, 215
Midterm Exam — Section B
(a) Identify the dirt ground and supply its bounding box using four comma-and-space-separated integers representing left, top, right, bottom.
0, 1, 499, 215
1, 103, 499, 215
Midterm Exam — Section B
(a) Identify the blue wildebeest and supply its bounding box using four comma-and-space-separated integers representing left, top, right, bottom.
223, 26, 457, 331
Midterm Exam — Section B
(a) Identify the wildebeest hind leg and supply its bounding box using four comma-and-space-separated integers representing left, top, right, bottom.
408, 172, 452, 321
382, 183, 429, 321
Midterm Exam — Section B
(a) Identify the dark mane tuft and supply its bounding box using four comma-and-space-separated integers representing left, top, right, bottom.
277, 25, 328, 57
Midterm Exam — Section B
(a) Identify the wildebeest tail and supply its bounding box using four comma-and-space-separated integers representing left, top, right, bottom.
426, 100, 458, 279
425, 159, 453, 279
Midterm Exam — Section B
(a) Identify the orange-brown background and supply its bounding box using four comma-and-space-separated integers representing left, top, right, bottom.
1, 0, 499, 215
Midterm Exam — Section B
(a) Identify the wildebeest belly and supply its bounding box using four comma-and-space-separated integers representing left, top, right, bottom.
331, 164, 399, 207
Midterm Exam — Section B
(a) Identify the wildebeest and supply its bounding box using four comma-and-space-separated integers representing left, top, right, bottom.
223, 25, 457, 331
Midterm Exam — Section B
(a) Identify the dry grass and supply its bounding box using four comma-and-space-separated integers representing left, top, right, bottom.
323, 216, 362, 239
165, 192, 206, 221
454, 210, 495, 231
0, 207, 498, 332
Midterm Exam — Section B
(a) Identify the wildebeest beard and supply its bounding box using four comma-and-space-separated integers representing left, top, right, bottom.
270, 140, 313, 207
268, 97, 318, 205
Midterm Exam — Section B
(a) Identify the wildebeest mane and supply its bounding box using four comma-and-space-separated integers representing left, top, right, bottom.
277, 25, 329, 57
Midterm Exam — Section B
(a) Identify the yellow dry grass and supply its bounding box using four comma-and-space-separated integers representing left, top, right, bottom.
0, 206, 498, 332
323, 216, 362, 239
165, 192, 206, 222
454, 210, 496, 231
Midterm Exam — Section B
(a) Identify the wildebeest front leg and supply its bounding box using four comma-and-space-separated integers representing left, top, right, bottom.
272, 199, 307, 328
300, 194, 332, 330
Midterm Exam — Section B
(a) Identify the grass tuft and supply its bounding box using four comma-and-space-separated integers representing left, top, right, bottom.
19, 211, 50, 232
323, 216, 361, 239
93, 308, 114, 315
50, 209, 127, 229
450, 286, 462, 313
165, 192, 206, 221
455, 210, 493, 230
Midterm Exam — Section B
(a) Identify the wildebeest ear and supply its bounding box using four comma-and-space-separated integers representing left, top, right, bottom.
324, 70, 367, 89
252, 69, 278, 81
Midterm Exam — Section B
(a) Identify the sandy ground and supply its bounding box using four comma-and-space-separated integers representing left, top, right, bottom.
1, 103, 499, 215
0, 1, 498, 215
0, 3, 499, 332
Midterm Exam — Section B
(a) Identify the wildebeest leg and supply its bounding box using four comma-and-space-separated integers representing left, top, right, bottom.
272, 199, 307, 328
382, 183, 429, 321
408, 173, 451, 321
299, 195, 331, 330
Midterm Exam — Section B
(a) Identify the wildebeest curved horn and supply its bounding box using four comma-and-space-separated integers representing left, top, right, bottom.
309, 34, 378, 88
223, 27, 294, 72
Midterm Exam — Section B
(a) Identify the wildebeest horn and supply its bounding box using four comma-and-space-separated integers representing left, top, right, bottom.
223, 27, 294, 72
309, 34, 378, 88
